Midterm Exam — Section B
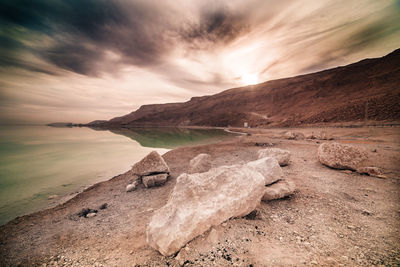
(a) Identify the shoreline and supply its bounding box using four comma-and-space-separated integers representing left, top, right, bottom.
1, 125, 399, 266
9, 124, 399, 227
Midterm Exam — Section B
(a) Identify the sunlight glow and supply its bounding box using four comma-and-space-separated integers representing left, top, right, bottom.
241, 73, 259, 85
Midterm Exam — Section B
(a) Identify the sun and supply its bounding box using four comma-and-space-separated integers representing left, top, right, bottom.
241, 73, 259, 85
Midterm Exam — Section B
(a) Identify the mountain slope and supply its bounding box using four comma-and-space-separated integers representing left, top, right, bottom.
102, 49, 400, 128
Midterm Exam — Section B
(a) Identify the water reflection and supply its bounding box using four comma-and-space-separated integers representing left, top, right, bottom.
0, 126, 235, 225
107, 127, 236, 149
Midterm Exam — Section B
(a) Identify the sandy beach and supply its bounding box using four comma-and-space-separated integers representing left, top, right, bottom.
0, 126, 399, 266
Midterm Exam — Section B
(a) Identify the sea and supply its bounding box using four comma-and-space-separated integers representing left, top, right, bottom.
0, 125, 235, 225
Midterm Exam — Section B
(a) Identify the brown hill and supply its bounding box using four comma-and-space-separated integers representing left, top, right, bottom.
102, 49, 400, 128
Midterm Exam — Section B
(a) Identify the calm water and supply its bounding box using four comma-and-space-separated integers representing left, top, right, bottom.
0, 126, 235, 225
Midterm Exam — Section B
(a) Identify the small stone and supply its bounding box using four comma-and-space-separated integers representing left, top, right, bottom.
361, 209, 372, 216
86, 212, 97, 218
142, 173, 168, 188
310, 260, 318, 265
48, 195, 58, 200
77, 208, 97, 217
283, 131, 305, 140
126, 180, 139, 192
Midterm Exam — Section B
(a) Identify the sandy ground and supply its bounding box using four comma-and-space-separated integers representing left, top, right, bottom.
0, 126, 399, 266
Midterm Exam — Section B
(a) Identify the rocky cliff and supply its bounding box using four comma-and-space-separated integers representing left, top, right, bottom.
97, 49, 400, 128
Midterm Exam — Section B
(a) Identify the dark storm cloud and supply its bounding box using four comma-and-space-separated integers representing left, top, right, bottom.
345, 10, 400, 53
38, 43, 103, 76
289, 4, 400, 75
0, 0, 173, 75
0, 34, 58, 75
180, 6, 250, 48
0, 57, 58, 76
0, 0, 256, 77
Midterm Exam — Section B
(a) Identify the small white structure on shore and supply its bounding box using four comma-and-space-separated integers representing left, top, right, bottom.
244, 122, 248, 128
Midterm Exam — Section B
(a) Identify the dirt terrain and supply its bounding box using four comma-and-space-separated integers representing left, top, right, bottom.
0, 126, 399, 266
97, 49, 400, 128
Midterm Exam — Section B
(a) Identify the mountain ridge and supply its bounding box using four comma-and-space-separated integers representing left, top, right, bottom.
95, 49, 400, 128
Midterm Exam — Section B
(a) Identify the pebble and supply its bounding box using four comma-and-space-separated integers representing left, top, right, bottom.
126, 183, 137, 192
310, 260, 318, 265
86, 212, 97, 218
361, 209, 372, 216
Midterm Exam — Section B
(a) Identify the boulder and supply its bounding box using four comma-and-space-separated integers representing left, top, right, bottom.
318, 142, 368, 171
246, 157, 284, 185
188, 153, 212, 174
262, 180, 296, 201
142, 173, 169, 188
130, 151, 169, 176
146, 163, 266, 256
258, 148, 291, 166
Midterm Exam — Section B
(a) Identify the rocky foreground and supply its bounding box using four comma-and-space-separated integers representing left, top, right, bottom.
0, 126, 399, 266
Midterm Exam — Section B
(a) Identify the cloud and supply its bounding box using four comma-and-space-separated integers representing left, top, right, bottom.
0, 0, 173, 75
179, 4, 250, 49
0, 0, 399, 124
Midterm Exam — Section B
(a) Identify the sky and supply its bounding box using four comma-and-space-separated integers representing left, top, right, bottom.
0, 0, 399, 124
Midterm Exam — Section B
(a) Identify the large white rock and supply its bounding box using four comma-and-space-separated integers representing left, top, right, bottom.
130, 151, 169, 176
258, 148, 291, 166
188, 153, 212, 174
246, 157, 284, 185
146, 164, 266, 256
262, 179, 296, 201
318, 142, 368, 171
